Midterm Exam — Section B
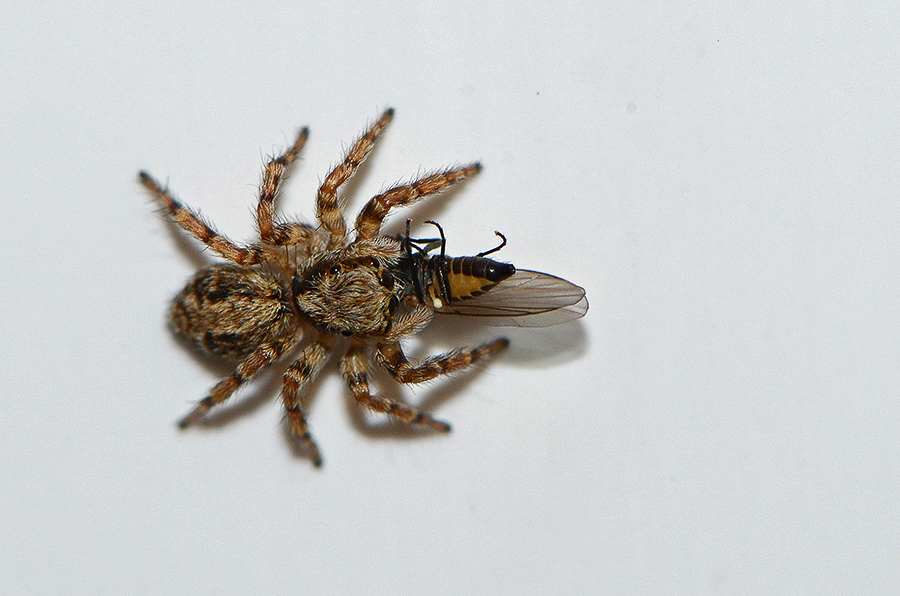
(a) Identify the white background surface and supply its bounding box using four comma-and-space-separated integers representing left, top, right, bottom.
2, 3, 898, 594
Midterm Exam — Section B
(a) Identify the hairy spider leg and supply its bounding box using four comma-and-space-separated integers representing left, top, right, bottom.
375, 338, 509, 384
139, 172, 266, 265
178, 341, 289, 427
256, 127, 322, 250
317, 108, 395, 249
342, 340, 450, 431
354, 163, 481, 241
280, 336, 333, 466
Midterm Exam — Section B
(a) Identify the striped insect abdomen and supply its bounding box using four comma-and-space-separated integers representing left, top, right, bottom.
430, 256, 516, 306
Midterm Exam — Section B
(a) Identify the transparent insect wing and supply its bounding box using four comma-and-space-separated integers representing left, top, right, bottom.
434, 269, 588, 327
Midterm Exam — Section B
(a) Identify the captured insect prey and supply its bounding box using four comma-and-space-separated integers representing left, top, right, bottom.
141, 109, 587, 466
396, 219, 589, 327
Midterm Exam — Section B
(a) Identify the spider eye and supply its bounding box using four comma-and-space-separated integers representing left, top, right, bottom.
329, 265, 341, 275
368, 257, 380, 268
380, 269, 394, 290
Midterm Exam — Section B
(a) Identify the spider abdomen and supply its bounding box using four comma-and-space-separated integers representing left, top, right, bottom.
170, 264, 295, 360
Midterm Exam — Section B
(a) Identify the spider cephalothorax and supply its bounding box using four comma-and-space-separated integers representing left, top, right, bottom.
292, 237, 404, 337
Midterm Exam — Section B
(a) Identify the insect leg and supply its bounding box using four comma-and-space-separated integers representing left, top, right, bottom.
342, 341, 450, 431
475, 231, 507, 257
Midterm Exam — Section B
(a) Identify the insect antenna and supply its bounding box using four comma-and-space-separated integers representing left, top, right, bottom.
476, 231, 507, 257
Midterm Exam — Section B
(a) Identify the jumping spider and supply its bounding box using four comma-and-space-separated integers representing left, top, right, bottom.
141, 109, 586, 466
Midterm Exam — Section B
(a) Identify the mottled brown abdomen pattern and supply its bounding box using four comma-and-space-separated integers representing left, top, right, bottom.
170, 264, 295, 360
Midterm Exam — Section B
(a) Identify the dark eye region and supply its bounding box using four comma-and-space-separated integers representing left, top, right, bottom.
380, 268, 394, 290
296, 257, 396, 294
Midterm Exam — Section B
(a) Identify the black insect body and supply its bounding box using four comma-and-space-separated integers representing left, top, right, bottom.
397, 220, 588, 328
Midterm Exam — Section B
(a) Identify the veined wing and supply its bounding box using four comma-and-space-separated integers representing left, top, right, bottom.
435, 269, 588, 327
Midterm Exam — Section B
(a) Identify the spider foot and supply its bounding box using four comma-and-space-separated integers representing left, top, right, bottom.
414, 413, 451, 433
292, 431, 323, 467
177, 397, 214, 428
